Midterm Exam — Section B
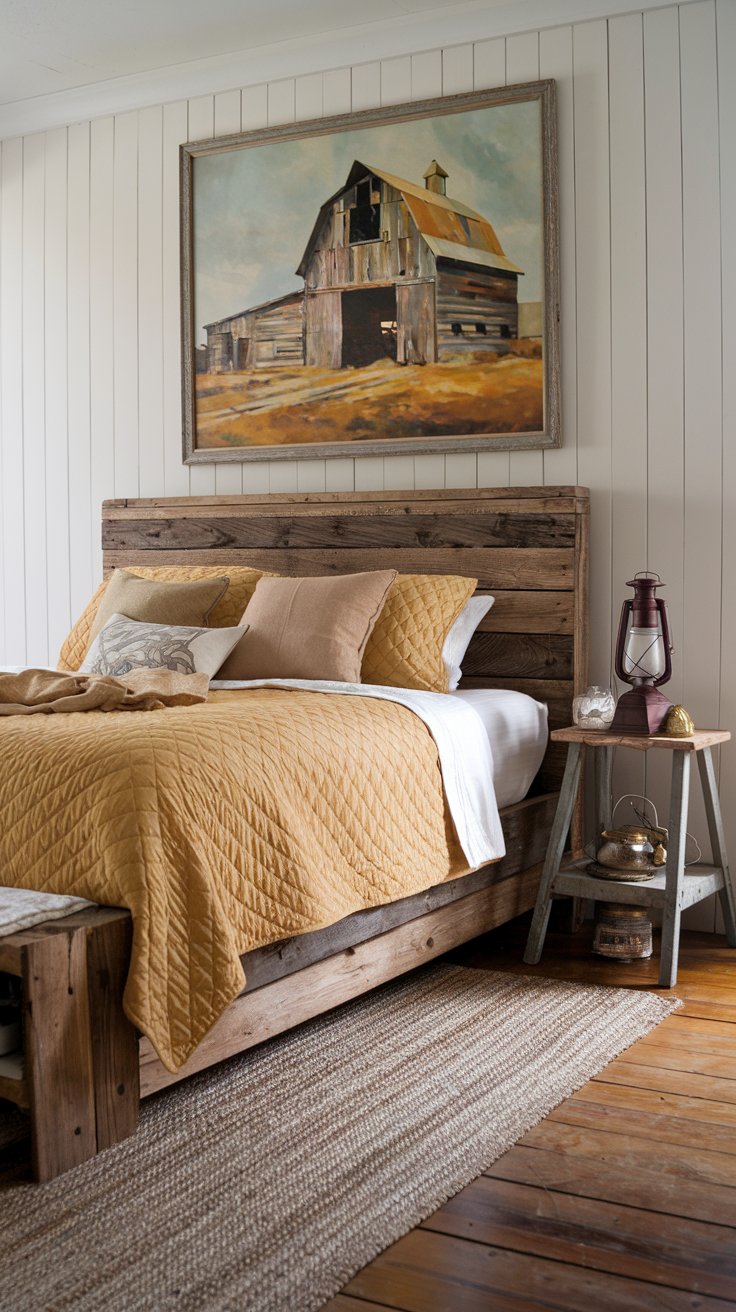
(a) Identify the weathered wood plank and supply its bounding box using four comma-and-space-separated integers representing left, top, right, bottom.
101, 510, 577, 552
23, 928, 97, 1182
343, 1228, 733, 1312
241, 794, 557, 992
463, 632, 573, 680
103, 546, 575, 591
486, 1144, 736, 1226
104, 486, 589, 508
552, 726, 731, 751
420, 1176, 736, 1301
549, 1097, 736, 1156
85, 910, 139, 1152
479, 590, 574, 634
139, 865, 543, 1098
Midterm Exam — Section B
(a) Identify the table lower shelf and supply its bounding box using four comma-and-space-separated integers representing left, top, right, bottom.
552, 861, 724, 910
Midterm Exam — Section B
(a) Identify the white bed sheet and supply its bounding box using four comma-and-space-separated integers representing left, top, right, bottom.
452, 688, 548, 809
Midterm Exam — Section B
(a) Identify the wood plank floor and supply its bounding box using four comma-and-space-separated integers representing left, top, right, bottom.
325, 924, 736, 1312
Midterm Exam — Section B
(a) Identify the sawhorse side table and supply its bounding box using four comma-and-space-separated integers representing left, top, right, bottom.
524, 727, 736, 986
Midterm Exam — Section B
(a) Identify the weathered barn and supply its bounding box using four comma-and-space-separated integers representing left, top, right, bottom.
204, 159, 524, 372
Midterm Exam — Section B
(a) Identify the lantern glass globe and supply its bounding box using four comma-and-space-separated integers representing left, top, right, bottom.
622, 626, 667, 681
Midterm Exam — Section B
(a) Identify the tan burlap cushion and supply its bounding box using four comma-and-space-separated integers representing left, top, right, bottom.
58, 565, 267, 670
362, 573, 478, 692
218, 571, 397, 682
88, 570, 229, 644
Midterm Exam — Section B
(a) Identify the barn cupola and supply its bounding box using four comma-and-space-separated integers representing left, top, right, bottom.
423, 160, 448, 195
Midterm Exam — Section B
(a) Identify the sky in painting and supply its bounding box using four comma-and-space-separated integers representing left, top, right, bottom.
192, 99, 543, 345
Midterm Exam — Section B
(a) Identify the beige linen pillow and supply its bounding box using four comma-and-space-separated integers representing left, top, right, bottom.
58, 565, 268, 670
80, 615, 246, 679
361, 573, 478, 692
88, 569, 229, 643
217, 571, 397, 682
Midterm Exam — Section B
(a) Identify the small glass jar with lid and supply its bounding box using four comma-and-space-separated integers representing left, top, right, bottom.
572, 685, 616, 731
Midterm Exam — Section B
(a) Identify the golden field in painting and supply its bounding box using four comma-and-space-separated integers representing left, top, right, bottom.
195, 349, 543, 449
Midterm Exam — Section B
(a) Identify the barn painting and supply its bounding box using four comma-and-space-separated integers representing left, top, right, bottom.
181, 83, 559, 462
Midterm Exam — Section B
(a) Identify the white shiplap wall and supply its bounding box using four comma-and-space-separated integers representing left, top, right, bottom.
0, 1, 732, 929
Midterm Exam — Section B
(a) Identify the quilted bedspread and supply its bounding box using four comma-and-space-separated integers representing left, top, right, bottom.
0, 688, 470, 1070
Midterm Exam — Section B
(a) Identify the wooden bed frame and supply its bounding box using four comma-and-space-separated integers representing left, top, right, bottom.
0, 486, 588, 1180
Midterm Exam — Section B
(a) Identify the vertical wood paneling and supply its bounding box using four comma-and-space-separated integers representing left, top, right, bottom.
507, 32, 543, 488
186, 96, 216, 496
608, 13, 647, 809
381, 56, 411, 106
22, 133, 48, 663
642, 5, 685, 852
297, 460, 327, 492
238, 72, 271, 504
325, 459, 355, 492
266, 79, 295, 126
66, 122, 93, 614
679, 1, 722, 928
716, 0, 736, 931
67, 121, 93, 616
89, 117, 115, 583
473, 35, 506, 92
354, 456, 385, 491
382, 456, 415, 490
572, 21, 612, 696
43, 127, 70, 659
0, 137, 25, 662
241, 84, 268, 129
235, 76, 267, 501
137, 104, 165, 499
112, 111, 139, 500
442, 44, 473, 95
411, 50, 442, 101
680, 0, 722, 732
540, 26, 578, 488
322, 68, 351, 116
351, 64, 381, 112
162, 100, 189, 499
295, 73, 323, 122
473, 35, 510, 491
212, 90, 244, 496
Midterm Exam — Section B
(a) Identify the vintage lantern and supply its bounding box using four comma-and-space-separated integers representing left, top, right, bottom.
610, 572, 673, 735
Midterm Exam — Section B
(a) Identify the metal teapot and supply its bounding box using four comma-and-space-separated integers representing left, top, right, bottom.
592, 796, 668, 881
596, 825, 667, 873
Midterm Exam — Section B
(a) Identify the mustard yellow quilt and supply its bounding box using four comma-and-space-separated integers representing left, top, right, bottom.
0, 689, 468, 1070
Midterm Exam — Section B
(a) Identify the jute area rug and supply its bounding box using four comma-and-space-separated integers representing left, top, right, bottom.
0, 964, 678, 1312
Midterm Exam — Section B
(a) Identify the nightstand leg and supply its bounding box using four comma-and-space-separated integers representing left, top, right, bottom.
595, 745, 614, 833
660, 751, 690, 987
524, 742, 584, 965
697, 748, 736, 946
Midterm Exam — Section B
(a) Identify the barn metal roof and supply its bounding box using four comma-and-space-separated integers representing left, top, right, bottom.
295, 159, 523, 278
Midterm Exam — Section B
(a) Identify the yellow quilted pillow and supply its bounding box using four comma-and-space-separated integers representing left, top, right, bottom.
57, 565, 267, 671
362, 573, 477, 693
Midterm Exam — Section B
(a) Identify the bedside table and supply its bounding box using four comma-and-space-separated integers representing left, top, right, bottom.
523, 727, 736, 986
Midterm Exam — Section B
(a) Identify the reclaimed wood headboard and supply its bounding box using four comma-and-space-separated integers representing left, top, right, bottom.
102, 486, 589, 798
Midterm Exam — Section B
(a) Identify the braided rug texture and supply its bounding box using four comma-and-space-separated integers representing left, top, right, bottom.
0, 964, 678, 1312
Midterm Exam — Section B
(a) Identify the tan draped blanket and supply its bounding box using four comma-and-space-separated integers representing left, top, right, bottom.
0, 688, 468, 1071
0, 668, 209, 714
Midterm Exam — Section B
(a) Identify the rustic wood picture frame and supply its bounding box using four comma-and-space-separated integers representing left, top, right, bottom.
181, 81, 560, 463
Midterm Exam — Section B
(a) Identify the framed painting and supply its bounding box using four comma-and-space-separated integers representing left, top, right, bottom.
181, 80, 559, 463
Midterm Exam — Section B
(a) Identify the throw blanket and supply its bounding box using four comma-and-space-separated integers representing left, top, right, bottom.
0, 688, 485, 1071
0, 668, 209, 714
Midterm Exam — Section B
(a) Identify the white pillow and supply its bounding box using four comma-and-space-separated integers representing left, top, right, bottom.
80, 614, 246, 679
442, 595, 495, 692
